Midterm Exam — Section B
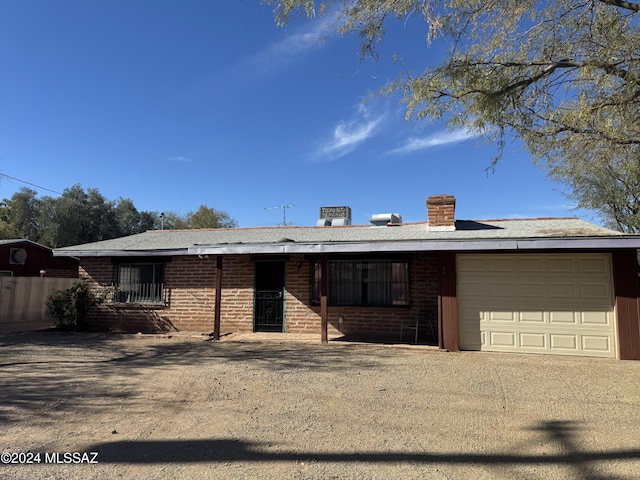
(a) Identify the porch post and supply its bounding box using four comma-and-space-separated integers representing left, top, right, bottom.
611, 250, 640, 360
320, 255, 328, 344
438, 252, 458, 351
213, 255, 223, 341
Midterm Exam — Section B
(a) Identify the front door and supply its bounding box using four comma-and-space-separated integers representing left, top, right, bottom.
254, 260, 285, 332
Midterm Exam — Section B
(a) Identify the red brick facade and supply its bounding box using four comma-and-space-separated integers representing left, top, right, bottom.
426, 194, 456, 228
79, 253, 439, 339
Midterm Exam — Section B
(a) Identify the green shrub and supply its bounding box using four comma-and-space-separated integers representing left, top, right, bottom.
46, 281, 104, 331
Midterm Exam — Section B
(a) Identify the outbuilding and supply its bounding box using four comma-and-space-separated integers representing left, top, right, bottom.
0, 239, 78, 278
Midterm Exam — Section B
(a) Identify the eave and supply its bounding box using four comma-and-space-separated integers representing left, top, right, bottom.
188, 236, 640, 255
52, 236, 640, 258
53, 249, 188, 258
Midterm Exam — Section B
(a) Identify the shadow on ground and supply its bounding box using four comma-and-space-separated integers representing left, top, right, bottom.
0, 332, 391, 425
85, 421, 637, 480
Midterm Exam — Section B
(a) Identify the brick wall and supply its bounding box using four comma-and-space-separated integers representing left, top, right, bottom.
284, 253, 439, 339
80, 256, 218, 333
284, 255, 323, 334
79, 253, 439, 338
315, 253, 439, 340
42, 269, 78, 278
219, 256, 254, 333
427, 194, 456, 228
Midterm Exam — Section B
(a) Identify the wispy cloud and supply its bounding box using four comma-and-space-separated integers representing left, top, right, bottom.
168, 156, 193, 163
388, 129, 476, 155
313, 104, 384, 162
235, 16, 333, 77
179, 16, 335, 100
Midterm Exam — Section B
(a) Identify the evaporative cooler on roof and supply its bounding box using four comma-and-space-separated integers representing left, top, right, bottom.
317, 206, 352, 226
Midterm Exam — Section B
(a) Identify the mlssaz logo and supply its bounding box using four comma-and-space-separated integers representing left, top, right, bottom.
44, 452, 99, 464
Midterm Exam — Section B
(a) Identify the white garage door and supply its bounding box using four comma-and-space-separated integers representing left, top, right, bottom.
457, 254, 615, 357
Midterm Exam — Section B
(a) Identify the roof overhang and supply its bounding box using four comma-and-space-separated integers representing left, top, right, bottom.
52, 236, 640, 258
188, 236, 640, 256
53, 249, 188, 258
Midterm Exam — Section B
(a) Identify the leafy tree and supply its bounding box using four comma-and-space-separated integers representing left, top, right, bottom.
35, 196, 58, 247
159, 206, 237, 230
0, 200, 19, 239
548, 149, 640, 233
2, 184, 236, 246
5, 188, 40, 240
114, 198, 140, 236
114, 198, 162, 236
188, 205, 238, 229
158, 211, 187, 230
138, 210, 160, 232
267, 0, 640, 230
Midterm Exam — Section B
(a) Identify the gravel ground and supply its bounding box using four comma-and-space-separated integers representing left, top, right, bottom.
0, 331, 639, 479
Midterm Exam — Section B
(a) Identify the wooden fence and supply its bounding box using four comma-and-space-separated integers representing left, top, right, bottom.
0, 277, 76, 332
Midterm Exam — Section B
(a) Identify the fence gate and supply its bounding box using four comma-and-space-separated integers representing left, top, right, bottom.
0, 277, 75, 332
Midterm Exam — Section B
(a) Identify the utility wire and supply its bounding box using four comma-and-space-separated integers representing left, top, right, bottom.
0, 173, 63, 195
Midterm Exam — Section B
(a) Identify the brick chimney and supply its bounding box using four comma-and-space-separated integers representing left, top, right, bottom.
426, 194, 456, 231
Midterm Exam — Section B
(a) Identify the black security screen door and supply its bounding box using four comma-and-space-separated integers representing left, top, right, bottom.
254, 260, 285, 332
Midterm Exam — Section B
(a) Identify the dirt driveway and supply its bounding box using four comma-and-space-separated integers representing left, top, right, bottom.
0, 331, 639, 480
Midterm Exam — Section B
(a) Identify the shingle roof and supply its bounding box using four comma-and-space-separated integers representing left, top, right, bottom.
53, 217, 640, 257
0, 239, 52, 250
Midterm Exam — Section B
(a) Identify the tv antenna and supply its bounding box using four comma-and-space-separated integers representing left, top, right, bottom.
265, 204, 295, 226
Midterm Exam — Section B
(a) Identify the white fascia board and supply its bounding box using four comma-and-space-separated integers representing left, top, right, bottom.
189, 237, 640, 255
55, 236, 640, 258
188, 240, 521, 255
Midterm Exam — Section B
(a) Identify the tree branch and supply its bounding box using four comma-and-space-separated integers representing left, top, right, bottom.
598, 0, 640, 12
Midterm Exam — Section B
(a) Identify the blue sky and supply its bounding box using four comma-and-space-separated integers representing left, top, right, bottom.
0, 1, 591, 228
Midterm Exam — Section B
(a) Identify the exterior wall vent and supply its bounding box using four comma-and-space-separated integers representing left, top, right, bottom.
369, 213, 402, 226
317, 206, 352, 226
9, 248, 27, 265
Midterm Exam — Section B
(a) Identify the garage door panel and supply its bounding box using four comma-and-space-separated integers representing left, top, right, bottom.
547, 257, 576, 273
548, 283, 577, 298
520, 311, 545, 323
582, 335, 612, 353
520, 332, 546, 349
518, 258, 544, 272
579, 257, 609, 274
489, 310, 517, 322
488, 258, 516, 272
550, 334, 578, 351
488, 282, 516, 296
581, 311, 610, 325
518, 282, 545, 297
489, 331, 516, 347
580, 283, 610, 299
548, 311, 577, 324
458, 254, 615, 358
